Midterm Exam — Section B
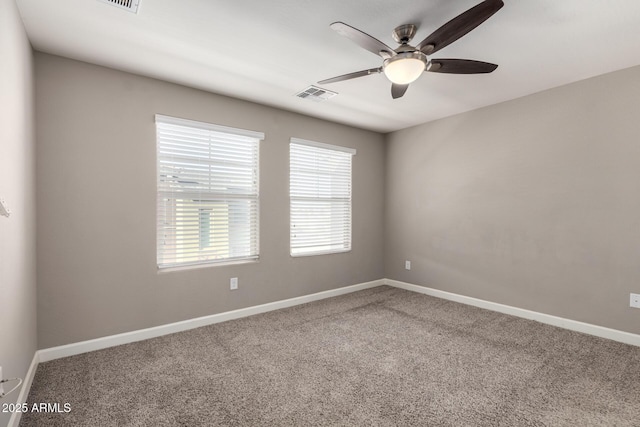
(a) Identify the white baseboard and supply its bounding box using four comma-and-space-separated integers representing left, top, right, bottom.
7, 351, 40, 427
384, 278, 640, 347
38, 279, 384, 363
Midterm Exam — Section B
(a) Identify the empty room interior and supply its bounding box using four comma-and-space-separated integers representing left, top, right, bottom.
2, 0, 640, 425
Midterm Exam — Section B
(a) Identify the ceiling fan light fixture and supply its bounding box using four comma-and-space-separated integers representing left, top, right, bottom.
383, 52, 426, 85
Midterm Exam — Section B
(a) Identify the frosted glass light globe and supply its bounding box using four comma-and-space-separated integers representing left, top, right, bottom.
383, 52, 426, 85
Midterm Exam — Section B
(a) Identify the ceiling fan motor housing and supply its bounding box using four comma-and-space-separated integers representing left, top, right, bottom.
392, 24, 417, 44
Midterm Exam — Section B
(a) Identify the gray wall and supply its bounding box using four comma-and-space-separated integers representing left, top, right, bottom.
35, 53, 385, 348
0, 1, 37, 424
385, 65, 640, 335
31, 49, 640, 349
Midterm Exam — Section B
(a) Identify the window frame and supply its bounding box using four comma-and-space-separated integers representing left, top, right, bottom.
155, 114, 263, 270
289, 137, 356, 257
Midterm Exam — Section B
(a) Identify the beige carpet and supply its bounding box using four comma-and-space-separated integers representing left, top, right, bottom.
20, 286, 640, 426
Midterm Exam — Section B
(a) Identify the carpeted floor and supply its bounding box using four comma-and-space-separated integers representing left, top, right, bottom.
20, 286, 640, 426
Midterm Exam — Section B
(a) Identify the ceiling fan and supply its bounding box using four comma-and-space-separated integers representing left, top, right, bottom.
318, 0, 504, 99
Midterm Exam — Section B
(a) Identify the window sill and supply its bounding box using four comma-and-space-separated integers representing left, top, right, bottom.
290, 249, 351, 258
157, 258, 259, 274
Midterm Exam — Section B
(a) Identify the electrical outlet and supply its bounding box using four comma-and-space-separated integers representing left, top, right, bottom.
405, 260, 411, 270
230, 277, 238, 290
631, 293, 640, 309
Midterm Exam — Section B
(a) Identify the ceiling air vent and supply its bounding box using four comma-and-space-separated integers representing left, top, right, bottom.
98, 0, 140, 14
295, 86, 338, 102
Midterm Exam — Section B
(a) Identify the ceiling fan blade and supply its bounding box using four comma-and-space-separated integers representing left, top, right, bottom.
427, 59, 498, 74
330, 22, 396, 58
318, 67, 382, 85
417, 0, 504, 55
391, 84, 409, 99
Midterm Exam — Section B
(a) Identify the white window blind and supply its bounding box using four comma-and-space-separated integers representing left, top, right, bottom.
290, 138, 356, 256
156, 115, 262, 269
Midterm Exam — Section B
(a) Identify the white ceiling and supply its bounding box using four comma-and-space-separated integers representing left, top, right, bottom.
16, 0, 640, 133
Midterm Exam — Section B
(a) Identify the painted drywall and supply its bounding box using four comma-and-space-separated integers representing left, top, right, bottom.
35, 53, 385, 348
0, 0, 37, 424
385, 65, 640, 335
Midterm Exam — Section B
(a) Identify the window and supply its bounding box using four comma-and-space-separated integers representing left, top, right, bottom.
156, 115, 262, 269
290, 138, 356, 256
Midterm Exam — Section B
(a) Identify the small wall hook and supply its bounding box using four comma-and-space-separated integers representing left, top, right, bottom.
0, 198, 10, 217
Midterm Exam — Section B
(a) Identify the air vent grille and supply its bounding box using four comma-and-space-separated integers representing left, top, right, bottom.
98, 0, 140, 14
295, 86, 338, 102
